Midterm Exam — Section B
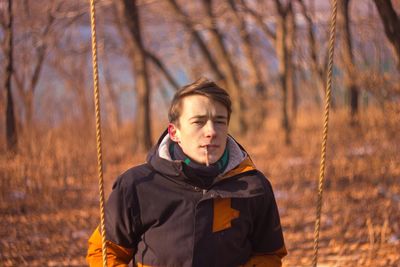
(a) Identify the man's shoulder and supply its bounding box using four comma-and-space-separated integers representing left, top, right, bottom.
113, 163, 155, 188
252, 169, 272, 184
218, 167, 275, 199
239, 168, 275, 194
123, 162, 153, 176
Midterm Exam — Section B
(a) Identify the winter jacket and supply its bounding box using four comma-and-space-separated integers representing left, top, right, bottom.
87, 131, 287, 266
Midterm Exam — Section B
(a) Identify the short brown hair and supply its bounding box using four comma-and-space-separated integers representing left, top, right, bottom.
168, 77, 232, 125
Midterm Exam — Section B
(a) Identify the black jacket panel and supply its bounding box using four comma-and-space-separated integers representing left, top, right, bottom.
104, 132, 285, 267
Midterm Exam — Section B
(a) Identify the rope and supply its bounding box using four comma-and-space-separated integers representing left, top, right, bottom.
312, 0, 337, 266
89, 0, 108, 266
87, 0, 336, 266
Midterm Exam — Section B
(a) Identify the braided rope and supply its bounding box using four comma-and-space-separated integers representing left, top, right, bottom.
89, 0, 108, 266
312, 0, 337, 266
87, 1, 336, 266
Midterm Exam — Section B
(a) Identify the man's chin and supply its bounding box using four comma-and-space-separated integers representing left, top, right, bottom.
205, 156, 220, 165
192, 152, 222, 165
191, 157, 215, 166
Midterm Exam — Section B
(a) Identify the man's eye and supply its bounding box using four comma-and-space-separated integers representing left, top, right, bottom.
215, 120, 226, 124
193, 121, 204, 124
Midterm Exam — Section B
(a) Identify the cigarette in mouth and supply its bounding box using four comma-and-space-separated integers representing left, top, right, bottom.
205, 145, 209, 167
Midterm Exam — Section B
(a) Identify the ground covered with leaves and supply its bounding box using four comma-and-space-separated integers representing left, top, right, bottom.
1, 108, 399, 266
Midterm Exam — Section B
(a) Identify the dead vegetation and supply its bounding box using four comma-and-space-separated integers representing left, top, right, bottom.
1, 0, 399, 266
0, 106, 399, 266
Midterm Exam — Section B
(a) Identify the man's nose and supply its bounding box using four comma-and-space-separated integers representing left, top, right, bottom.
205, 120, 217, 138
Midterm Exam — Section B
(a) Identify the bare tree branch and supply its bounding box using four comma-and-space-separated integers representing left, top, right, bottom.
145, 50, 180, 90
241, 0, 276, 41
167, 0, 225, 82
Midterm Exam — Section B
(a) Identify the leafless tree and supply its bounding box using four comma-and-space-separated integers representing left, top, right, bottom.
338, 0, 359, 124
49, 47, 92, 125
11, 1, 62, 131
373, 0, 400, 71
118, 0, 152, 151
100, 41, 123, 135
297, 0, 326, 105
166, 0, 226, 83
228, 0, 268, 130
241, 1, 276, 43
286, 2, 297, 125
241, 0, 297, 143
112, 3, 180, 91
201, 0, 247, 134
2, 0, 18, 152
275, 0, 296, 144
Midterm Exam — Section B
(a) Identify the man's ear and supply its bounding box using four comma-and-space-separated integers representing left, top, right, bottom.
168, 123, 180, 143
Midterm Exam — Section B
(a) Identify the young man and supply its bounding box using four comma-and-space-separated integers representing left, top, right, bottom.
87, 78, 287, 266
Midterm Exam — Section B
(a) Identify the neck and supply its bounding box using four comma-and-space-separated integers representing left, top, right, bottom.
169, 142, 229, 188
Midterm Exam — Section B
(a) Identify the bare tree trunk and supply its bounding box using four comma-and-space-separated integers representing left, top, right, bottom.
5, 0, 18, 152
112, 4, 180, 91
24, 91, 34, 131
120, 0, 152, 151
104, 77, 121, 135
275, 0, 291, 144
13, 2, 56, 131
297, 0, 324, 105
22, 46, 46, 130
287, 3, 297, 125
338, 0, 359, 125
202, 0, 247, 135
101, 51, 122, 134
228, 0, 268, 129
276, 20, 290, 144
373, 0, 400, 71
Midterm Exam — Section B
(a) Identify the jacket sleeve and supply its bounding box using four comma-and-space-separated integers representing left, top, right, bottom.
245, 177, 287, 267
87, 175, 143, 266
242, 246, 287, 267
87, 227, 134, 267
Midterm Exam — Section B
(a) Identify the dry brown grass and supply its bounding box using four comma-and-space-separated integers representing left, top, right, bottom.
243, 105, 400, 266
0, 105, 399, 266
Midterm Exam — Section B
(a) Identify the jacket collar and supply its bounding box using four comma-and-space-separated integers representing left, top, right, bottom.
147, 130, 256, 183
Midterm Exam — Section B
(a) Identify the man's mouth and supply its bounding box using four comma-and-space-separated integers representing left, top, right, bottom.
200, 144, 219, 150
200, 144, 219, 148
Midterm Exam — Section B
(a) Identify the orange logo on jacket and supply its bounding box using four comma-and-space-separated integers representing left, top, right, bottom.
212, 198, 239, 232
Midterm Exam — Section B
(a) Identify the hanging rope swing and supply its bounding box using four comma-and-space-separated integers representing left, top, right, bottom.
313, 0, 337, 266
89, 0, 108, 266
88, 0, 338, 266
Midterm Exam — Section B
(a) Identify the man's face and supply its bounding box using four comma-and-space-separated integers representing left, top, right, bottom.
169, 95, 229, 165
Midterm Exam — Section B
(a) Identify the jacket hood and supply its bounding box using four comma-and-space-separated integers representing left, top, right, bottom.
146, 130, 256, 184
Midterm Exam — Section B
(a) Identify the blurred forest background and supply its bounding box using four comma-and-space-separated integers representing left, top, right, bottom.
0, 0, 399, 266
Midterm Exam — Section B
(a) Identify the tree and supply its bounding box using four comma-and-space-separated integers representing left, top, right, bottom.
338, 0, 359, 124
3, 0, 18, 152
112, 3, 180, 91
11, 1, 61, 131
118, 0, 152, 151
164, 0, 249, 134
201, 0, 247, 135
167, 0, 226, 83
373, 0, 400, 71
242, 0, 297, 144
297, 0, 326, 106
275, 0, 296, 144
286, 2, 297, 125
228, 0, 268, 130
